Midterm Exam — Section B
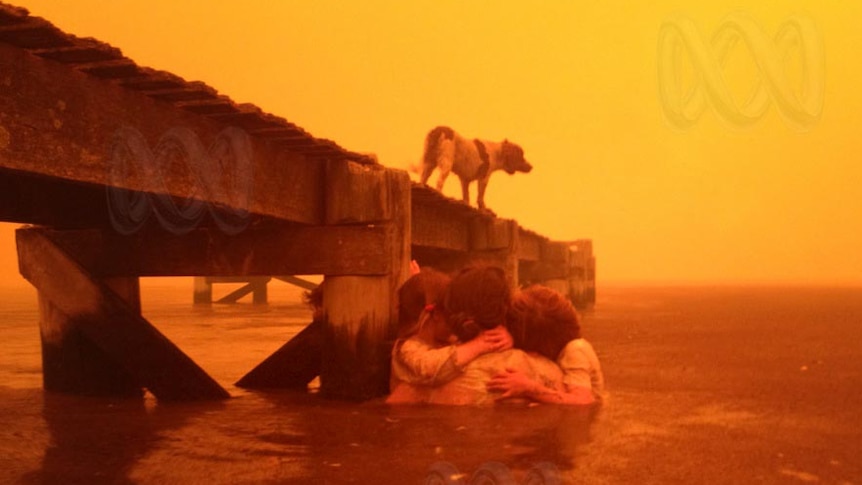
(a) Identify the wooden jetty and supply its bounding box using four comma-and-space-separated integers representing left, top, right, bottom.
0, 3, 595, 401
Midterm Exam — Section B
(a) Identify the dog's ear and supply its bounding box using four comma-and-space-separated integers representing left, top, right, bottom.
500, 141, 515, 161
500, 139, 511, 160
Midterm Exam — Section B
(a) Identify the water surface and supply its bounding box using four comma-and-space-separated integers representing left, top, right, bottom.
1, 282, 860, 484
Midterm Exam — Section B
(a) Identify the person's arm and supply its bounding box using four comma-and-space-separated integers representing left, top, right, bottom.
453, 325, 513, 367
487, 368, 595, 405
394, 326, 513, 386
393, 338, 462, 385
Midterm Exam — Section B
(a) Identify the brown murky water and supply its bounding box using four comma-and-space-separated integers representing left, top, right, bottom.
1, 282, 861, 484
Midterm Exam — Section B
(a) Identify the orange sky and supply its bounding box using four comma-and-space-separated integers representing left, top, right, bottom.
2, 0, 860, 286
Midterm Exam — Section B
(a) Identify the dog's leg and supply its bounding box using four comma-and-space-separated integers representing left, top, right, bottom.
476, 177, 489, 209
419, 162, 435, 185
459, 176, 471, 205
435, 170, 451, 192
434, 138, 455, 191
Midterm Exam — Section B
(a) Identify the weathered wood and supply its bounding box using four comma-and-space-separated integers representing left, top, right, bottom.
235, 319, 323, 389
516, 227, 543, 262
325, 160, 389, 224
469, 219, 519, 287
0, 167, 109, 227
37, 279, 142, 397
387, 168, 413, 334
542, 241, 569, 263
320, 275, 391, 399
0, 41, 325, 226
411, 202, 471, 252
34, 225, 390, 277
519, 241, 570, 284
501, 221, 519, 288
585, 256, 596, 305
521, 262, 569, 285
274, 275, 318, 291
410, 246, 476, 275
214, 277, 271, 304
320, 168, 411, 400
0, 18, 70, 49
17, 228, 230, 400
470, 218, 515, 252
565, 240, 596, 308
193, 276, 212, 304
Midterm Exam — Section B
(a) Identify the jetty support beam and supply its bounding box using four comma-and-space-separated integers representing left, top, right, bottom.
320, 162, 411, 400
469, 218, 521, 287
235, 319, 323, 389
37, 277, 143, 397
568, 239, 596, 308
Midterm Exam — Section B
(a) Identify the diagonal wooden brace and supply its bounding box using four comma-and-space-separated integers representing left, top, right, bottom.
17, 227, 230, 401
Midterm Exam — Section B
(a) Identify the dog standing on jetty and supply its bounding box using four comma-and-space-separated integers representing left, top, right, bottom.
418, 126, 533, 209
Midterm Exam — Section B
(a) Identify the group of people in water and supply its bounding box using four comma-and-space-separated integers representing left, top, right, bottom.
386, 263, 604, 406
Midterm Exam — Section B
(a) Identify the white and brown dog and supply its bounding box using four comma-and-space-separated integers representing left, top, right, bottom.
418, 126, 533, 209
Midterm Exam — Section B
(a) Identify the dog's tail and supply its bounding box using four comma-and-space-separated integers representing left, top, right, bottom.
423, 126, 455, 168
417, 126, 455, 184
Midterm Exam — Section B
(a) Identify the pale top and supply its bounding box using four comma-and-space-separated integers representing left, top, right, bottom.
390, 336, 463, 388
557, 338, 605, 401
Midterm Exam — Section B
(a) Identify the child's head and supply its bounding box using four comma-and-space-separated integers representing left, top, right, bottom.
397, 268, 451, 341
509, 285, 581, 360
302, 284, 324, 321
442, 265, 511, 342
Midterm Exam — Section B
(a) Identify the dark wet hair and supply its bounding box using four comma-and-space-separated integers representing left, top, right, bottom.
302, 284, 324, 310
442, 265, 511, 342
397, 268, 451, 339
509, 285, 580, 360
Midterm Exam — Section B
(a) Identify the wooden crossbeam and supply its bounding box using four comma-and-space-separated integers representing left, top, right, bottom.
36, 225, 390, 277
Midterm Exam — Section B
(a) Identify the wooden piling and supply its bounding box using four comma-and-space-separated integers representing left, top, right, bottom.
37, 279, 142, 397
193, 276, 212, 304
320, 162, 410, 400
469, 218, 520, 287
568, 240, 596, 308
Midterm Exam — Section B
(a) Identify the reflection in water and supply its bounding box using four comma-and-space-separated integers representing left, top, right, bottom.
258, 392, 599, 483
22, 393, 204, 485
15, 389, 597, 484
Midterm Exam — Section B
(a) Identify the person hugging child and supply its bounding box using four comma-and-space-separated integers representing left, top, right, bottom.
386, 266, 512, 404
426, 265, 561, 405
488, 285, 605, 405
